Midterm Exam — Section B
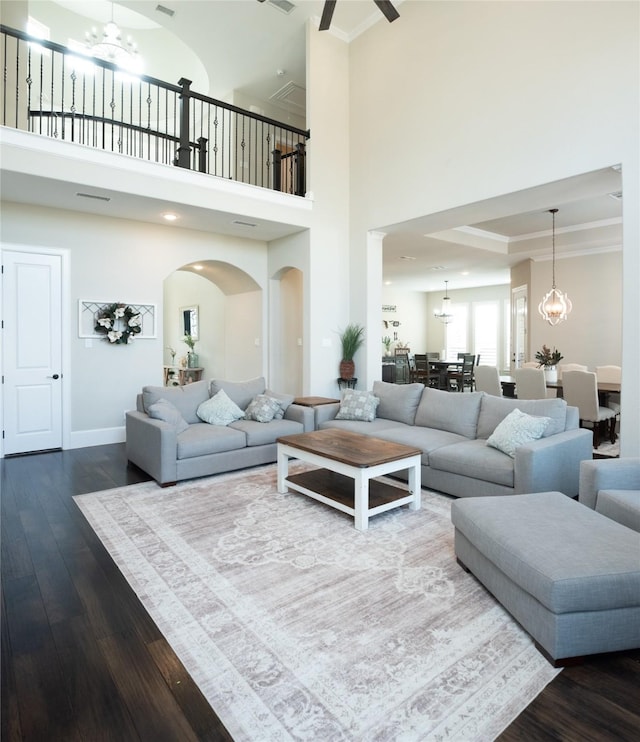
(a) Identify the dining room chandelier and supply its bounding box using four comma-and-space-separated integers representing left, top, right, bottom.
434, 280, 454, 324
538, 208, 572, 326
85, 2, 141, 72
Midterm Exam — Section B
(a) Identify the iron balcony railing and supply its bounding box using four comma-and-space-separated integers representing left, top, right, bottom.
1, 24, 309, 196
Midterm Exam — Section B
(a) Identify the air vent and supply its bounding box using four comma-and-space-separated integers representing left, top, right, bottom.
270, 81, 306, 112
266, 0, 296, 15
76, 192, 111, 202
609, 191, 623, 201
156, 4, 175, 17
232, 220, 257, 228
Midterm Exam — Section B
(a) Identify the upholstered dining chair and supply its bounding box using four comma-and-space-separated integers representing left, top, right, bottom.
521, 361, 540, 369
474, 365, 502, 396
595, 364, 622, 414
561, 370, 618, 448
558, 363, 588, 378
514, 367, 547, 399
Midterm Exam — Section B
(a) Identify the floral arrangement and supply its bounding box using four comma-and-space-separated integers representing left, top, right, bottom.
535, 344, 563, 367
184, 334, 197, 351
382, 335, 392, 353
95, 303, 142, 344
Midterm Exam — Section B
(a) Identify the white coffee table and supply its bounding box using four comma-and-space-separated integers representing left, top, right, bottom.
277, 428, 422, 530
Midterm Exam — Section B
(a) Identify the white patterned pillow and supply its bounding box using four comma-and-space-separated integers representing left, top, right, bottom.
486, 408, 551, 458
244, 394, 282, 423
147, 398, 189, 433
335, 390, 379, 422
197, 389, 245, 426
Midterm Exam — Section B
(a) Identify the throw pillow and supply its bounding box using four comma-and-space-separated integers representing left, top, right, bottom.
244, 394, 282, 423
335, 390, 379, 422
264, 389, 295, 419
197, 389, 245, 426
147, 398, 189, 434
486, 408, 551, 458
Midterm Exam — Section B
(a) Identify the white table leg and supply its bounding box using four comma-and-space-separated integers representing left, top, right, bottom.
353, 470, 369, 531
277, 447, 289, 493
408, 459, 422, 511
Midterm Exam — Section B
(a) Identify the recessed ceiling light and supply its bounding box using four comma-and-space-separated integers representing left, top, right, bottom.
163, 212, 178, 221
430, 265, 446, 271
461, 271, 469, 276
400, 255, 416, 261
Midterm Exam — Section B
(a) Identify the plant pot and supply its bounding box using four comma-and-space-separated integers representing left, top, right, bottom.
339, 359, 355, 380
544, 365, 557, 383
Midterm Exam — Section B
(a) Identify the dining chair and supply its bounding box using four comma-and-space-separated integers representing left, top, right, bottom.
474, 365, 502, 396
595, 365, 622, 413
448, 354, 475, 392
558, 363, 588, 378
561, 370, 618, 448
410, 354, 429, 384
514, 367, 547, 399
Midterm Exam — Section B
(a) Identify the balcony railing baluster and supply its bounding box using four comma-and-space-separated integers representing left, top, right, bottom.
1, 24, 309, 196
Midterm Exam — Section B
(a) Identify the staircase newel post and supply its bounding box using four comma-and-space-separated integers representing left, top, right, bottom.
175, 77, 192, 169
271, 148, 282, 192
294, 141, 306, 196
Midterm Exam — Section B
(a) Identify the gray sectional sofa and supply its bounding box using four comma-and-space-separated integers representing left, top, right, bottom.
315, 380, 593, 498
125, 377, 314, 486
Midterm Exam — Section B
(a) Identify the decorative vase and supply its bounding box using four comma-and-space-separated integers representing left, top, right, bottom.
544, 365, 557, 383
340, 359, 355, 380
188, 351, 199, 368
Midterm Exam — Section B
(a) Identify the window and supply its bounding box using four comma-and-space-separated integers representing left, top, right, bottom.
473, 302, 498, 367
445, 304, 468, 359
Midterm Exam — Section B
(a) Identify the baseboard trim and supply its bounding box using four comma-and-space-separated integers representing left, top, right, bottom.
67, 426, 125, 449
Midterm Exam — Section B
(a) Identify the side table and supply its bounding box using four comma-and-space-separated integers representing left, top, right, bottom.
293, 396, 340, 429
178, 367, 204, 385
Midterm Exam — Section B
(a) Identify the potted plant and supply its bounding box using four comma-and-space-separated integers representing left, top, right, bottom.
535, 344, 563, 383
339, 323, 365, 380
382, 335, 392, 355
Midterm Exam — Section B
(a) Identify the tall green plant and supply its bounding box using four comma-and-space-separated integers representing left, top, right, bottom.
339, 323, 365, 360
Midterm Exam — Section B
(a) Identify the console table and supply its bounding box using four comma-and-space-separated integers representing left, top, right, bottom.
164, 366, 204, 386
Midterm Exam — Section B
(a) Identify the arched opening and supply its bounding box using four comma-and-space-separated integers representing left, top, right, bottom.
163, 260, 262, 384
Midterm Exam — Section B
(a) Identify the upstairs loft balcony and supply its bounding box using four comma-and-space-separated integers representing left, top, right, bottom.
0, 25, 309, 198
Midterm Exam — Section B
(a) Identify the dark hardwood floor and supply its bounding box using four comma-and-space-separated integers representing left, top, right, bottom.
2, 444, 639, 741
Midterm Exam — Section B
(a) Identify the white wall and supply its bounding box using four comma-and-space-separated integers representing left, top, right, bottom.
349, 0, 639, 454
380, 288, 429, 355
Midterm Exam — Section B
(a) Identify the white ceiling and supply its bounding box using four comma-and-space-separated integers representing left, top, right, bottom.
6, 1, 624, 291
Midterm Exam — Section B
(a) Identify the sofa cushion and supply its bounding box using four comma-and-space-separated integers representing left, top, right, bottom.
414, 387, 483, 439
177, 423, 247, 459
371, 425, 469, 466
319, 418, 407, 436
142, 380, 209, 424
244, 394, 282, 423
210, 377, 266, 410
197, 389, 245, 426
147, 398, 189, 434
486, 408, 551, 458
429, 438, 515, 488
477, 395, 567, 439
372, 380, 424, 425
264, 389, 295, 419
229, 417, 304, 446
335, 389, 380, 422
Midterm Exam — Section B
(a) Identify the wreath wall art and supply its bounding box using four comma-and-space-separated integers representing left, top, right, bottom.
94, 303, 143, 344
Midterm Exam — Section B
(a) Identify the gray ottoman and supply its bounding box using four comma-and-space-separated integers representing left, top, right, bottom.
451, 491, 640, 666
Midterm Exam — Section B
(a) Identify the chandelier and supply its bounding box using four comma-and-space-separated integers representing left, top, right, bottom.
85, 2, 141, 72
434, 280, 454, 324
538, 208, 572, 325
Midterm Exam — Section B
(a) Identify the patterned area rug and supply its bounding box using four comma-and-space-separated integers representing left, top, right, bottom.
75, 465, 560, 741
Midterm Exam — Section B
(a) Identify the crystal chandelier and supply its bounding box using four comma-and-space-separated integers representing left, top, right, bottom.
85, 2, 140, 72
434, 280, 454, 324
538, 208, 572, 325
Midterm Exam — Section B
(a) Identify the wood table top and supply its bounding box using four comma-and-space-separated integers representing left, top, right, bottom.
293, 396, 340, 406
277, 428, 422, 468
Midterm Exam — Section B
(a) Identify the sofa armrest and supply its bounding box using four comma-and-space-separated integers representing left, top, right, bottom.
514, 428, 593, 497
125, 410, 179, 485
579, 458, 640, 510
314, 402, 341, 427
284, 403, 315, 432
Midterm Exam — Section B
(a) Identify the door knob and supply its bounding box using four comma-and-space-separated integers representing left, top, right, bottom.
48, 374, 60, 379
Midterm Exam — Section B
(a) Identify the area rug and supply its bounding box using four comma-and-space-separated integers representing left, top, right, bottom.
74, 465, 560, 741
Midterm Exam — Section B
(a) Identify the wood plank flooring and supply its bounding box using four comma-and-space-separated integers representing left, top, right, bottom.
2, 444, 639, 740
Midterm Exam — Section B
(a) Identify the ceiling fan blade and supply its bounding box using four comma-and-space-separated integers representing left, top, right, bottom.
373, 0, 400, 23
319, 0, 337, 31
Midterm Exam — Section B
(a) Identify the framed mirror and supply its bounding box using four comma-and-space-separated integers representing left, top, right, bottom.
181, 305, 199, 339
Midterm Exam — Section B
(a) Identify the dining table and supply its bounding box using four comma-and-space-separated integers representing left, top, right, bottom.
428, 360, 462, 390
499, 376, 621, 404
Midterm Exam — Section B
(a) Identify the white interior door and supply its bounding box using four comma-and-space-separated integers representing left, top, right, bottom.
2, 250, 63, 454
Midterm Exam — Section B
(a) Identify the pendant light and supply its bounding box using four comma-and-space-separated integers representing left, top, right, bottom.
85, 2, 141, 73
434, 280, 454, 324
538, 208, 572, 325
